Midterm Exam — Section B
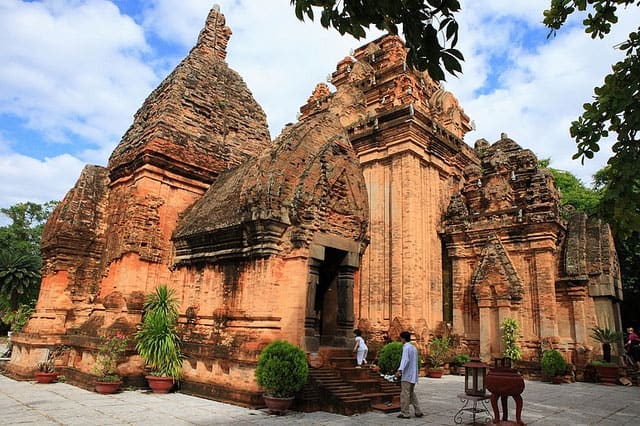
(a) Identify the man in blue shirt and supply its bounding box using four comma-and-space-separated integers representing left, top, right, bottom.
395, 331, 424, 419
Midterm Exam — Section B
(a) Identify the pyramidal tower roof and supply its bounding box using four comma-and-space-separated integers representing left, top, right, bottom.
108, 6, 271, 183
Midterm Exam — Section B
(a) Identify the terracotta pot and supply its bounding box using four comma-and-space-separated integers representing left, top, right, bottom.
428, 368, 444, 378
95, 380, 122, 394
551, 376, 563, 384
146, 375, 175, 394
595, 365, 619, 385
34, 372, 57, 384
263, 395, 295, 415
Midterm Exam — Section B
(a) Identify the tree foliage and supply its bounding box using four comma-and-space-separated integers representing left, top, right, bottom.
289, 0, 463, 81
540, 159, 602, 215
0, 251, 41, 311
544, 0, 640, 238
0, 201, 57, 256
0, 201, 56, 328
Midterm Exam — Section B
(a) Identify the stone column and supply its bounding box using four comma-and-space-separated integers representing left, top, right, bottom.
569, 286, 588, 346
336, 265, 356, 346
478, 299, 493, 362
303, 259, 321, 352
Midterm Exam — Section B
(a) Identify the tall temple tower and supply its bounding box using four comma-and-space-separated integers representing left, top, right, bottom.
299, 35, 477, 346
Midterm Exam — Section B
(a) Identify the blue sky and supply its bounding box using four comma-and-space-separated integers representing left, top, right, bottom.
1, 0, 639, 213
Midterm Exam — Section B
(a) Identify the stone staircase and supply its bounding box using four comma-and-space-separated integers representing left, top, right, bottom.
294, 347, 400, 415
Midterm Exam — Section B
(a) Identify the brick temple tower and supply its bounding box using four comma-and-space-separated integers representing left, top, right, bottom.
7, 6, 623, 408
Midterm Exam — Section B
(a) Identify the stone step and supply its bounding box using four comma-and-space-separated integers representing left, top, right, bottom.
303, 346, 401, 415
371, 400, 401, 413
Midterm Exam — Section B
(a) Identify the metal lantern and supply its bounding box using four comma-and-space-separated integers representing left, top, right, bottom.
464, 359, 489, 396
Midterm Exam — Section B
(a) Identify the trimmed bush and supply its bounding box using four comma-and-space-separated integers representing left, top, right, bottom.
452, 353, 471, 366
378, 341, 403, 374
255, 340, 308, 398
541, 349, 567, 377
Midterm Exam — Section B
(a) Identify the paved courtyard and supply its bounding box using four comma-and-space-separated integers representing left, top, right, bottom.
1, 372, 639, 425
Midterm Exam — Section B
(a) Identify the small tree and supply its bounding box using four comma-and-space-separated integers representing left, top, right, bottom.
500, 318, 522, 361
590, 326, 623, 363
135, 285, 182, 379
428, 337, 450, 368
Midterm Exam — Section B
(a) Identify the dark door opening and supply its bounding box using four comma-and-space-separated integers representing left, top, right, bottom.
316, 247, 347, 345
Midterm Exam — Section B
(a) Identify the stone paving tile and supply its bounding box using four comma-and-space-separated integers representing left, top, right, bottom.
2, 373, 640, 425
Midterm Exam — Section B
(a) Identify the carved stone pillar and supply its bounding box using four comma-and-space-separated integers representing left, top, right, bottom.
478, 298, 493, 362
568, 285, 588, 347
304, 259, 321, 352
336, 265, 356, 346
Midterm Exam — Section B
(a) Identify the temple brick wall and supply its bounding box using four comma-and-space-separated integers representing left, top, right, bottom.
7, 5, 623, 407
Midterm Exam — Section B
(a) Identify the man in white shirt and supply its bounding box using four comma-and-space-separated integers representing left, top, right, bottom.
395, 331, 424, 419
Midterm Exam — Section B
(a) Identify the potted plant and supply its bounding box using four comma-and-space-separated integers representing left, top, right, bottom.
35, 359, 57, 384
93, 332, 128, 394
540, 349, 567, 384
135, 285, 183, 393
377, 341, 403, 376
255, 340, 308, 415
500, 318, 522, 361
589, 360, 619, 385
428, 336, 450, 378
590, 326, 623, 363
451, 353, 471, 375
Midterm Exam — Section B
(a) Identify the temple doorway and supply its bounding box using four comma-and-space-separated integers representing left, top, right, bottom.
317, 247, 346, 345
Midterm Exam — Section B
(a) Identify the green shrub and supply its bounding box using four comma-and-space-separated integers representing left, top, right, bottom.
255, 340, 308, 398
378, 341, 403, 374
541, 349, 567, 377
452, 353, 471, 366
589, 360, 617, 367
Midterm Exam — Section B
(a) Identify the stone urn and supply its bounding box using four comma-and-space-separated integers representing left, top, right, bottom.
263, 395, 295, 415
95, 380, 122, 394
485, 358, 525, 425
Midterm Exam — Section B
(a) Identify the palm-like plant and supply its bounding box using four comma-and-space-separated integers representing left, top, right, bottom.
0, 250, 41, 310
135, 285, 183, 379
591, 326, 623, 363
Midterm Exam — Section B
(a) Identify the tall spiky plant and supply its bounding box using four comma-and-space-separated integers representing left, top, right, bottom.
591, 326, 623, 363
135, 285, 183, 379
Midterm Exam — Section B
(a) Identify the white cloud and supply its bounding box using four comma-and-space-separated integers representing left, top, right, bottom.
448, 1, 640, 185
0, 0, 155, 152
0, 151, 85, 207
140, 0, 384, 135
